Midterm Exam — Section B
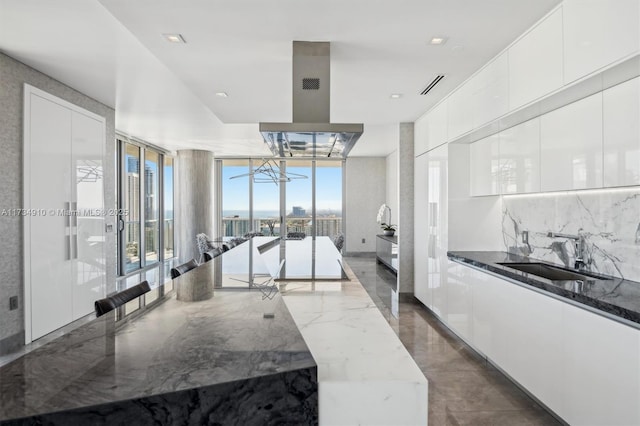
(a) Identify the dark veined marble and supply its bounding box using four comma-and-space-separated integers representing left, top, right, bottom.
448, 251, 640, 329
0, 288, 317, 424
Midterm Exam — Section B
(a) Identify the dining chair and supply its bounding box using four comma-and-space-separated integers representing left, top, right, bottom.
170, 259, 199, 279
94, 280, 151, 317
203, 247, 223, 262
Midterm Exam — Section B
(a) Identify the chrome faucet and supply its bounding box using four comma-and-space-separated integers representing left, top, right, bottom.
547, 231, 586, 270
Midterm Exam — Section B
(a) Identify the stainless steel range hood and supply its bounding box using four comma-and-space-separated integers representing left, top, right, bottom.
259, 41, 364, 158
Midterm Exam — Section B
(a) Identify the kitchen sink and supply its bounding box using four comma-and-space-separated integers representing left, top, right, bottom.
497, 262, 612, 281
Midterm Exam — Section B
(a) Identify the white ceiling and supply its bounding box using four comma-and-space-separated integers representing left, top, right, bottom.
0, 0, 561, 156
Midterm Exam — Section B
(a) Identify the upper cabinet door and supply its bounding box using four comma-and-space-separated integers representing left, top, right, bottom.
414, 113, 429, 157
472, 52, 509, 128
509, 8, 564, 110
448, 83, 474, 140
470, 134, 500, 196
563, 0, 640, 85
540, 92, 603, 191
603, 77, 640, 187
427, 100, 448, 151
499, 118, 541, 194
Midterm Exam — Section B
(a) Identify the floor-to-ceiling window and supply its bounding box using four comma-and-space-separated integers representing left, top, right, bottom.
221, 159, 251, 237
284, 160, 313, 236
144, 150, 160, 264
118, 138, 175, 275
217, 158, 343, 240
315, 160, 342, 237
164, 156, 174, 259
123, 143, 141, 272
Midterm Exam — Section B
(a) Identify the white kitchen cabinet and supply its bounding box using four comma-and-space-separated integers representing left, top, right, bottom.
414, 113, 429, 157
603, 76, 640, 187
499, 118, 541, 194
540, 92, 603, 191
414, 154, 430, 306
24, 85, 106, 342
26, 91, 74, 340
447, 83, 474, 140
509, 8, 564, 110
503, 283, 564, 418
472, 52, 509, 128
448, 262, 640, 425
470, 134, 500, 196
562, 302, 640, 425
446, 262, 473, 342
426, 144, 448, 313
563, 0, 640, 85
426, 100, 448, 151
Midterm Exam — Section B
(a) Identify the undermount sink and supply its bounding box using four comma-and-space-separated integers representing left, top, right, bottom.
497, 262, 611, 282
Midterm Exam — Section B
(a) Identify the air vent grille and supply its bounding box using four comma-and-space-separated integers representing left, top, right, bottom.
302, 78, 320, 90
420, 75, 445, 95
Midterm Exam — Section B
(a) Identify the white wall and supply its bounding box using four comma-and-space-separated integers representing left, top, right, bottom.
345, 157, 386, 253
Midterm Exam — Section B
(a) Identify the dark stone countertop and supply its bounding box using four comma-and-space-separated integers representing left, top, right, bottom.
376, 234, 398, 243
448, 251, 640, 329
0, 285, 317, 425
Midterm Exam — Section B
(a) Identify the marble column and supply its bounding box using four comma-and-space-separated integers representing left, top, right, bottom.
398, 123, 414, 296
176, 150, 215, 263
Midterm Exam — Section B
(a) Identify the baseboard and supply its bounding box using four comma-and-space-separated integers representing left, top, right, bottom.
0, 331, 25, 356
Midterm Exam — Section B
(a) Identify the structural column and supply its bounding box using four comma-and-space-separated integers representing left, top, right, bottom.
398, 123, 414, 296
176, 150, 215, 262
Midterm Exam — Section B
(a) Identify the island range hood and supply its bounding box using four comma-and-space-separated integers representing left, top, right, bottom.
259, 41, 364, 158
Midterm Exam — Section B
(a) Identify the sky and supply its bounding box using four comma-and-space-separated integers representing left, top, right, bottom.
222, 164, 342, 213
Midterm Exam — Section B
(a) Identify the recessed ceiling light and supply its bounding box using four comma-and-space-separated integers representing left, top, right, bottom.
163, 33, 186, 43
215, 92, 228, 98
390, 93, 403, 99
429, 37, 447, 45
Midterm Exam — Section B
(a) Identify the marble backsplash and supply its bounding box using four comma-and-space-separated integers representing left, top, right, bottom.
502, 188, 640, 282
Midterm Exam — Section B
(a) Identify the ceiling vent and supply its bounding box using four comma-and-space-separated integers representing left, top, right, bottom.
420, 75, 445, 95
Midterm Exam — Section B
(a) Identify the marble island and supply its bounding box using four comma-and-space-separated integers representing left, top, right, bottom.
0, 286, 317, 425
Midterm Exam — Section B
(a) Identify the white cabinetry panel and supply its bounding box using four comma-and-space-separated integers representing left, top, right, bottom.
72, 111, 106, 319
562, 303, 640, 425
27, 93, 74, 341
499, 118, 541, 194
24, 85, 106, 342
472, 52, 509, 128
427, 100, 448, 152
540, 92, 603, 191
414, 114, 429, 157
563, 0, 640, 84
414, 154, 430, 306
509, 9, 564, 110
446, 262, 473, 342
603, 77, 640, 187
448, 83, 474, 140
470, 134, 500, 196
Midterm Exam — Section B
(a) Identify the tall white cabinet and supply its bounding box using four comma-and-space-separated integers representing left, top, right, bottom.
24, 85, 106, 342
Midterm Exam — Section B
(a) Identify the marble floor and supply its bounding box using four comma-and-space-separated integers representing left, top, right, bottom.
343, 254, 563, 426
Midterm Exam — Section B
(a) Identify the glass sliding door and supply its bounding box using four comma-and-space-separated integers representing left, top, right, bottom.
118, 139, 174, 276
144, 151, 160, 264
123, 143, 141, 272
315, 160, 343, 237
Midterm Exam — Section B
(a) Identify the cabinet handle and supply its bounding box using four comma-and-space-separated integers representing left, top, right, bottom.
71, 202, 78, 259
64, 202, 71, 260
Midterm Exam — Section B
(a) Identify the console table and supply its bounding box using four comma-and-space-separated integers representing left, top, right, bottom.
376, 234, 398, 274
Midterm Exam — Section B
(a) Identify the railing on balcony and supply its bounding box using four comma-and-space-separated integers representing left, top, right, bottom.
222, 216, 342, 238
